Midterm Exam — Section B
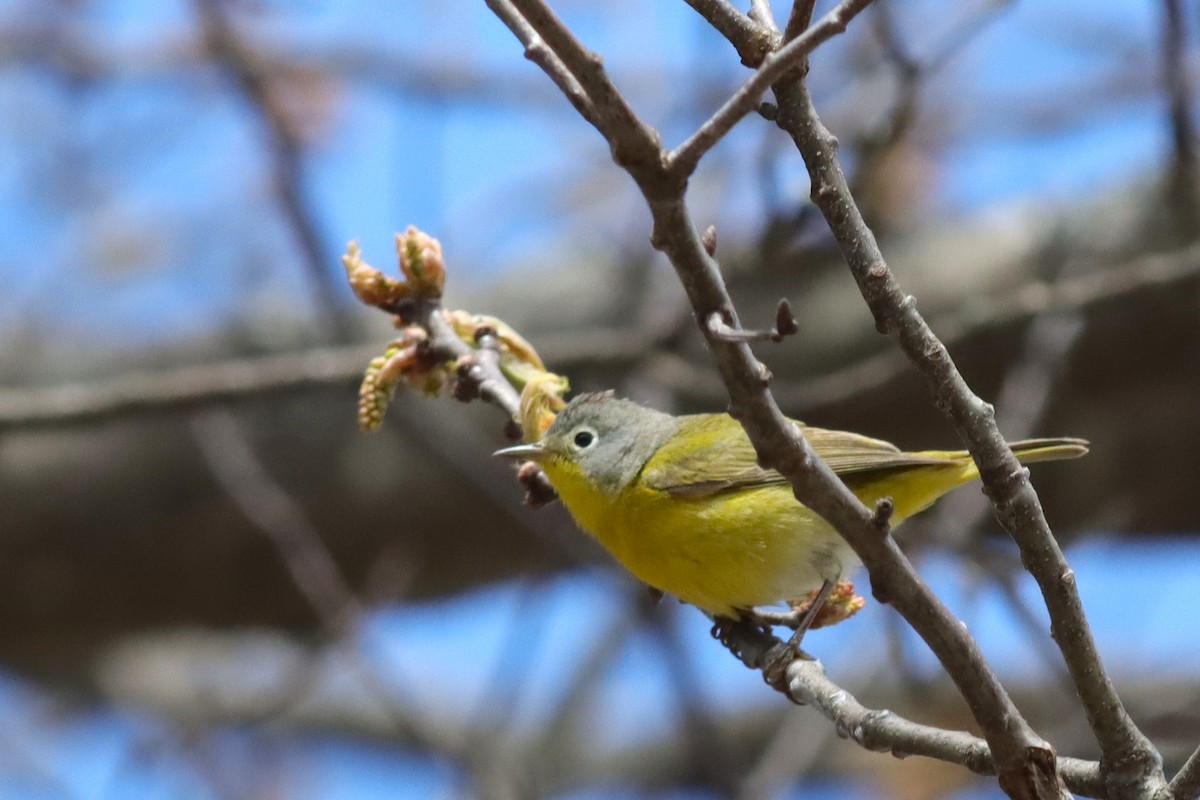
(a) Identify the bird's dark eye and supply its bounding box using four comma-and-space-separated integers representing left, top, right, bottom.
573, 430, 596, 448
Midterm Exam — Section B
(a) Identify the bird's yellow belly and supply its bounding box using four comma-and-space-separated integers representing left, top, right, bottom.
617, 485, 856, 616
541, 456, 968, 617
549, 467, 853, 616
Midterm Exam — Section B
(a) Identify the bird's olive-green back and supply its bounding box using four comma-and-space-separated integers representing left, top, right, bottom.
642, 413, 954, 497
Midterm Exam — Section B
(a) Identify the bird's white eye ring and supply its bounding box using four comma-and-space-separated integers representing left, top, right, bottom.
573, 428, 596, 449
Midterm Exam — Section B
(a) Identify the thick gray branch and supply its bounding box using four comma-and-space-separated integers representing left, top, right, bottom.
785, 657, 1104, 798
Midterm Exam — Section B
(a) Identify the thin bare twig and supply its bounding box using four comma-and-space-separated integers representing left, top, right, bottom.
483, 0, 599, 128
505, 0, 665, 178
917, 249, 1088, 698
190, 409, 362, 628
704, 299, 798, 343
781, 0, 818, 44
193, 0, 351, 339
667, 0, 875, 179
702, 617, 1103, 796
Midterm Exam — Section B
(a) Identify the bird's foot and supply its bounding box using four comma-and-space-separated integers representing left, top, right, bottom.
710, 614, 776, 670
760, 638, 809, 700
710, 613, 811, 702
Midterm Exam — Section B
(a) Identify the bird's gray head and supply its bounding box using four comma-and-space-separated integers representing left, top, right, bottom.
534, 392, 678, 494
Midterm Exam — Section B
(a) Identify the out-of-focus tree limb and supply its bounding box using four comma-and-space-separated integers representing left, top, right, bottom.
1160, 0, 1196, 168
2, 239, 1198, 432
106, 624, 1200, 799
190, 410, 364, 630
194, 0, 352, 338
0, 345, 376, 431
187, 408, 514, 790
0, 327, 659, 432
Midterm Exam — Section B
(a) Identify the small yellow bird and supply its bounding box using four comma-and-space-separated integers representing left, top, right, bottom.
496, 392, 1087, 620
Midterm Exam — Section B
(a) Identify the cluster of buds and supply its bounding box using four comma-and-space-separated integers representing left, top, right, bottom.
357, 326, 446, 431
396, 225, 445, 298
347, 226, 570, 438
519, 372, 569, 441
794, 580, 865, 630
342, 226, 446, 313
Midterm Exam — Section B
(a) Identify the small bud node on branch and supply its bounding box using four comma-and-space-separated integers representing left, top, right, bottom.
813, 182, 838, 204
474, 325, 499, 348
517, 461, 558, 507
774, 298, 799, 339
453, 354, 478, 377
757, 361, 773, 385
870, 496, 892, 525
705, 303, 798, 344
451, 375, 480, 403
396, 225, 446, 299
701, 225, 717, 255
344, 228, 563, 504
868, 572, 893, 607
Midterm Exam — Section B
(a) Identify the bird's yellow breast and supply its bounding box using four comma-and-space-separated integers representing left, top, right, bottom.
541, 456, 856, 616
541, 454, 979, 617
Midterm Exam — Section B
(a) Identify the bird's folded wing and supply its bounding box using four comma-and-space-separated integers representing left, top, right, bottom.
642, 414, 951, 498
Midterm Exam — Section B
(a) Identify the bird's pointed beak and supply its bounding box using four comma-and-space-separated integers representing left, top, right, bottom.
493, 442, 548, 461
